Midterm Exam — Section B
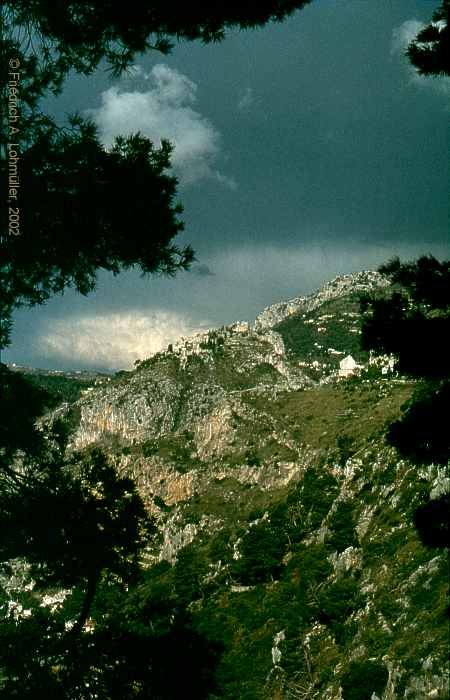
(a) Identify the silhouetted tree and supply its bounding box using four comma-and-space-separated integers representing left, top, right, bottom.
341, 660, 389, 700
1, 2, 312, 96
387, 381, 450, 466
360, 256, 450, 549
413, 494, 450, 549
1, 116, 192, 349
407, 0, 450, 77
2, 0, 446, 111
0, 363, 52, 470
0, 585, 222, 698
360, 256, 450, 379
0, 445, 153, 632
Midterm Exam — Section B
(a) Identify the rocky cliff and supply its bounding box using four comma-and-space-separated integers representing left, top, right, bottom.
57, 270, 385, 451
40, 272, 449, 699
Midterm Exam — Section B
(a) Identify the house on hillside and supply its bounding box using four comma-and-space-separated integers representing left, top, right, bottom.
369, 351, 395, 375
338, 354, 361, 378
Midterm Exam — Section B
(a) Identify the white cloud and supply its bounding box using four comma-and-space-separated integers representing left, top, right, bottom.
391, 19, 424, 55
8, 238, 449, 372
36, 311, 204, 370
89, 64, 236, 187
391, 20, 450, 99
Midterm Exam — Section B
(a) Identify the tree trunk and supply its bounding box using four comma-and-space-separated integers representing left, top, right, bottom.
68, 573, 99, 638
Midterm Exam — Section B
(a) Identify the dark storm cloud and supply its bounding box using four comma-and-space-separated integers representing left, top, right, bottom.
6, 0, 449, 370
6, 236, 448, 371
191, 264, 215, 277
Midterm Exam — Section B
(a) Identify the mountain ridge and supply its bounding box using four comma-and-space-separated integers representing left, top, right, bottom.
14, 269, 449, 699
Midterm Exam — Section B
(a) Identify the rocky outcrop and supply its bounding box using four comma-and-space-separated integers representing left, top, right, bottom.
38, 270, 449, 699
64, 272, 388, 453
254, 270, 387, 330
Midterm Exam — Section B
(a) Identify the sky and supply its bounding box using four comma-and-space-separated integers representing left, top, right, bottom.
4, 0, 449, 371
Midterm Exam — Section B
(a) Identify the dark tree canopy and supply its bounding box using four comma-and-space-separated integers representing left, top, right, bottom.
2, 0, 446, 105
0, 442, 153, 637
1, 116, 192, 349
0, 610, 222, 699
341, 660, 389, 700
360, 255, 450, 549
0, 447, 152, 587
387, 381, 450, 466
360, 256, 450, 379
1, 1, 311, 99
413, 494, 450, 549
0, 363, 52, 464
233, 521, 287, 585
407, 0, 450, 77
378, 255, 450, 310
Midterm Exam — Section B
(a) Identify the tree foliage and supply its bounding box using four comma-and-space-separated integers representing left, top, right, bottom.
387, 381, 450, 465
341, 659, 389, 700
360, 256, 450, 549
1, 116, 192, 348
2, 1, 312, 94
233, 521, 287, 585
0, 441, 153, 625
413, 494, 450, 550
360, 256, 450, 379
0, 608, 221, 699
2, 0, 446, 116
407, 0, 450, 77
0, 363, 52, 465
327, 501, 358, 553
1, 448, 151, 585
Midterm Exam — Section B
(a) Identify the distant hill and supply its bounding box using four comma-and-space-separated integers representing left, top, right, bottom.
7, 365, 110, 408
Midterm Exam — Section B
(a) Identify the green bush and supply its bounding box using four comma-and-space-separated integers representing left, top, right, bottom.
316, 578, 362, 645
245, 449, 261, 467
286, 542, 333, 586
233, 522, 287, 585
295, 468, 338, 532
142, 440, 158, 457
209, 529, 231, 562
328, 502, 358, 552
153, 495, 172, 513
341, 660, 388, 700
174, 546, 208, 604
336, 435, 355, 465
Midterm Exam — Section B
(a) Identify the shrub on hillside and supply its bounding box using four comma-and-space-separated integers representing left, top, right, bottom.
328, 502, 358, 552
413, 494, 450, 549
233, 522, 287, 585
341, 660, 388, 700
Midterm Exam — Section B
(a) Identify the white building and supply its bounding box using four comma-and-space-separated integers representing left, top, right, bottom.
339, 355, 360, 378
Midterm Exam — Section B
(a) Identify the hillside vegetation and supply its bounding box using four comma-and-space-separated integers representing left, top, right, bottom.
3, 272, 448, 699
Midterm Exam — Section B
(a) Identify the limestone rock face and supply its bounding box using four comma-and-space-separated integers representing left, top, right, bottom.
64, 271, 388, 454
254, 270, 387, 330
39, 270, 448, 699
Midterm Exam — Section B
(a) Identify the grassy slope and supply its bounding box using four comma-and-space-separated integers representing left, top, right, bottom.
134, 379, 448, 699
275, 294, 369, 369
